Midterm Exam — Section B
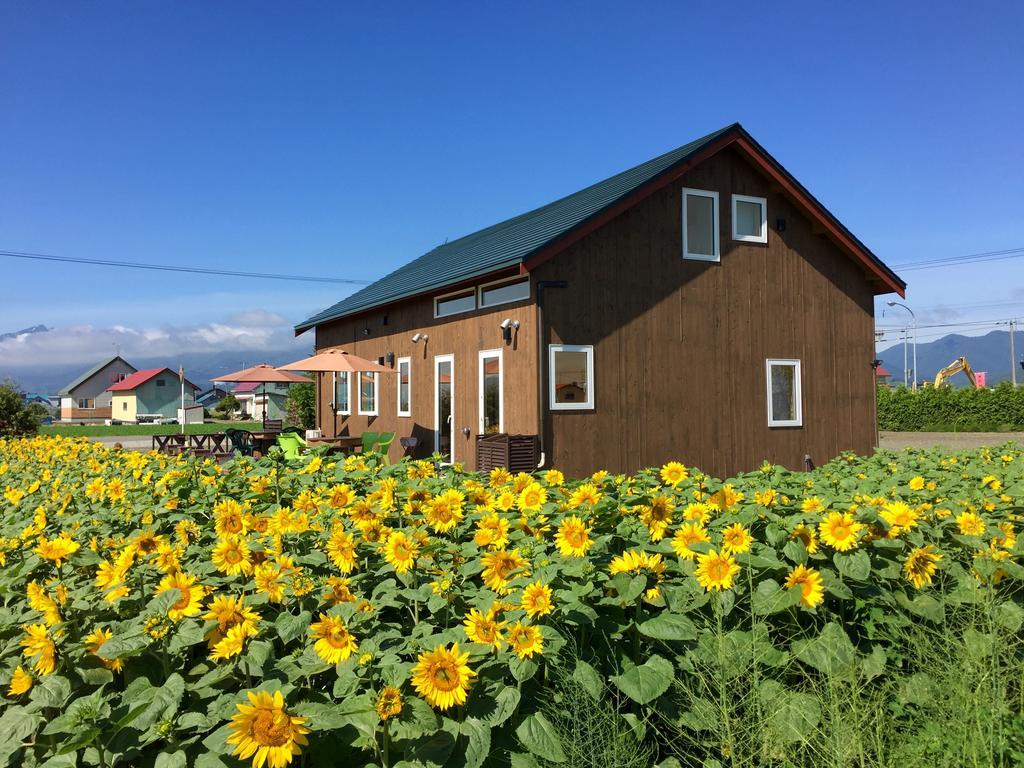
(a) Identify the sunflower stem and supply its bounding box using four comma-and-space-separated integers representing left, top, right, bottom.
382, 720, 391, 768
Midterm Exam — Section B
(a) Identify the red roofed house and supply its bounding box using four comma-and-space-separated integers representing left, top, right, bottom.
108, 368, 200, 423
232, 381, 290, 422
875, 365, 893, 387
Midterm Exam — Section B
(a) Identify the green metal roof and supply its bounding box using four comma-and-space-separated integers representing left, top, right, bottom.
297, 123, 904, 333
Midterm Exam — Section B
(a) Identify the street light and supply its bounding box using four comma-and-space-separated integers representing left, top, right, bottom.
887, 301, 917, 390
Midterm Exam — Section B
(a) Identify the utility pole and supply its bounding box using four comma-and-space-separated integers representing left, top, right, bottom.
902, 328, 909, 387
887, 301, 917, 389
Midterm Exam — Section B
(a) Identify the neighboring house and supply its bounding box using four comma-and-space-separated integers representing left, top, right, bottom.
295, 123, 906, 477
196, 386, 231, 408
232, 381, 289, 422
23, 393, 58, 416
58, 356, 138, 422
875, 366, 893, 387
107, 368, 200, 422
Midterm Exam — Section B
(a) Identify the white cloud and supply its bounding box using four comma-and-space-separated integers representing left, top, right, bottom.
0, 311, 307, 368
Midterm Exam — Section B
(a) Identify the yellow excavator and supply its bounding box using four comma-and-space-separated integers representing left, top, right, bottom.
930, 356, 978, 388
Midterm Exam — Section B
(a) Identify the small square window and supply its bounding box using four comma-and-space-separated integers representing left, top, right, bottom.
733, 194, 767, 243
766, 359, 802, 427
156, 379, 166, 387
549, 344, 594, 410
682, 188, 720, 261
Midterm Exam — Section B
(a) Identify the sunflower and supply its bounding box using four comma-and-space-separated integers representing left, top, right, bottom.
880, 501, 919, 536
754, 488, 778, 507
721, 523, 753, 555
609, 549, 665, 576
784, 565, 825, 608
26, 581, 61, 626
480, 549, 531, 594
322, 576, 357, 606
908, 476, 925, 491
7, 665, 32, 696
213, 535, 253, 576
516, 483, 547, 513
639, 495, 675, 541
474, 513, 510, 549
376, 686, 403, 721
382, 531, 418, 575
682, 502, 711, 525
227, 690, 310, 768
543, 469, 565, 486
326, 484, 354, 510
520, 581, 554, 619
425, 489, 466, 533
214, 499, 247, 537
325, 528, 357, 573
20, 624, 55, 676
254, 563, 286, 603
818, 512, 863, 552
488, 467, 512, 488
309, 613, 358, 664
789, 524, 819, 554
554, 515, 593, 557
956, 511, 986, 536
671, 523, 710, 560
904, 545, 942, 589
659, 461, 688, 487
211, 624, 258, 661
131, 530, 162, 557
568, 483, 602, 509
411, 643, 476, 710
155, 572, 205, 621
694, 549, 740, 592
507, 622, 544, 659
708, 485, 743, 511
463, 607, 505, 649
84, 627, 124, 672
205, 594, 261, 647
801, 497, 826, 514
34, 533, 80, 567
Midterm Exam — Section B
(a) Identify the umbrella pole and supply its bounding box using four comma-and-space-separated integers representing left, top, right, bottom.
262, 382, 267, 429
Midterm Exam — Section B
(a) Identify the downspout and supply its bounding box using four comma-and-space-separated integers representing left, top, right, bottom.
535, 280, 568, 469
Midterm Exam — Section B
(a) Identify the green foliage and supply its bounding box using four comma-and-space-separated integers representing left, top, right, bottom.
211, 393, 239, 419
0, 381, 43, 437
285, 382, 315, 429
878, 382, 1024, 431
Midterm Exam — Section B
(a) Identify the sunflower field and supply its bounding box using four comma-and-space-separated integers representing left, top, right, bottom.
0, 436, 1022, 768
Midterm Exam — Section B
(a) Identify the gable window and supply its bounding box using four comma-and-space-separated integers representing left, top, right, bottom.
766, 359, 802, 427
682, 188, 719, 261
77, 398, 95, 409
397, 357, 411, 417
333, 371, 350, 415
435, 289, 477, 318
156, 379, 166, 387
479, 277, 529, 308
358, 371, 379, 416
549, 344, 594, 410
732, 194, 768, 243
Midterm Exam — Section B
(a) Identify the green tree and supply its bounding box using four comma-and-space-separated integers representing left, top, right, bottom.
285, 382, 315, 429
0, 380, 45, 436
212, 393, 239, 420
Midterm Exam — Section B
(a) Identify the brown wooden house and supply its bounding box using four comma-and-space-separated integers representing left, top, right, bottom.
296, 124, 906, 478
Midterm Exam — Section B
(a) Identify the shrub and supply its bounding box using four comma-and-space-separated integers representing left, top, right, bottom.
285, 381, 315, 429
878, 382, 1024, 431
0, 381, 44, 437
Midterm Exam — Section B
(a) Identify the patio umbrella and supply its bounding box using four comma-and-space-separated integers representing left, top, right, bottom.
213, 364, 310, 428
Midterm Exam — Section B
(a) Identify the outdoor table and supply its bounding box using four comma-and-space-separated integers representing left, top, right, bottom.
306, 436, 363, 454
248, 430, 282, 458
152, 434, 188, 455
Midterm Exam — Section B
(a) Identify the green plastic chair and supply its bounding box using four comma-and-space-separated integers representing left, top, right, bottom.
276, 433, 303, 460
374, 431, 396, 464
361, 431, 380, 455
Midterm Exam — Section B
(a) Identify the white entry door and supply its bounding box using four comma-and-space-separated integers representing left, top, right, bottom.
434, 354, 454, 463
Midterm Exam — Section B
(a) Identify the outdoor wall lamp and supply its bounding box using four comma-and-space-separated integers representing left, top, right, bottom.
385, 351, 395, 367
411, 333, 428, 343
500, 318, 520, 343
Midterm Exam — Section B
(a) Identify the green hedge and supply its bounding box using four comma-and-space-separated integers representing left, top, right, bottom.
877, 382, 1024, 431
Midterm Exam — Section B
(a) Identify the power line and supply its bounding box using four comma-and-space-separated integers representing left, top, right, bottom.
890, 246, 1024, 272
0, 249, 373, 285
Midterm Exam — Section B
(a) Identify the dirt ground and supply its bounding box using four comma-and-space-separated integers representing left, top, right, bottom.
879, 431, 1024, 451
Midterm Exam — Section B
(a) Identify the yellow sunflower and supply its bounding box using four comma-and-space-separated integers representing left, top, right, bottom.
463, 607, 506, 649
382, 531, 418, 575
694, 549, 740, 592
213, 535, 253, 576
818, 512, 863, 552
20, 624, 56, 676
517, 483, 547, 513
227, 690, 309, 768
554, 515, 593, 557
376, 686, 403, 721
211, 624, 258, 661
720, 523, 753, 555
904, 545, 942, 589
908, 476, 925, 491
7, 665, 32, 696
254, 563, 286, 603
956, 511, 986, 536
639, 495, 675, 541
309, 613, 358, 664
325, 528, 357, 573
84, 627, 124, 672
568, 483, 602, 509
26, 581, 61, 626
789, 524, 819, 554
543, 469, 565, 486
474, 513, 510, 549
659, 461, 688, 487
411, 643, 476, 710
784, 565, 825, 608
425, 489, 466, 533
880, 501, 919, 536
34, 533, 80, 567
480, 549, 530, 594
204, 594, 261, 647
520, 581, 554, 619
322, 576, 357, 606
682, 502, 711, 525
506, 621, 544, 659
155, 572, 205, 621
671, 523, 710, 561
214, 499, 247, 537
609, 549, 665, 576
801, 497, 826, 514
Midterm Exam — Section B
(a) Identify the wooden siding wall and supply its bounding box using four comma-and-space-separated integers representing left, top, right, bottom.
313, 292, 539, 469
532, 146, 878, 479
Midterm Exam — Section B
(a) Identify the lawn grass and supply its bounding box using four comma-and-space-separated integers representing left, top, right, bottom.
40, 421, 268, 438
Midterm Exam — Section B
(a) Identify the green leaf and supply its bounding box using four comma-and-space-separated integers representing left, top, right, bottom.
895, 592, 945, 623
133, 673, 185, 730
509, 754, 541, 768
489, 685, 520, 727
97, 630, 151, 659
758, 680, 820, 743
510, 655, 538, 682
782, 539, 807, 565
609, 654, 674, 705
515, 712, 566, 764
76, 667, 113, 686
30, 674, 71, 709
861, 645, 887, 682
996, 601, 1024, 632
0, 707, 43, 765
154, 751, 188, 768
571, 659, 603, 701
792, 622, 856, 678
638, 612, 697, 641
462, 716, 491, 768
751, 579, 802, 615
833, 551, 871, 581
391, 695, 439, 741
275, 610, 312, 645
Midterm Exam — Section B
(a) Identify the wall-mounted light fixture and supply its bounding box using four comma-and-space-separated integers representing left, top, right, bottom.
500, 318, 520, 344
385, 351, 395, 367
411, 333, 428, 343
775, 218, 787, 232
362, 327, 370, 336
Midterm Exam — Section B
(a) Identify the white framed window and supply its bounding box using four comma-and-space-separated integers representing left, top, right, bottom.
434, 288, 477, 319
478, 349, 503, 434
732, 194, 768, 243
358, 371, 379, 416
478, 276, 530, 309
333, 371, 350, 415
549, 344, 594, 411
682, 188, 720, 261
77, 398, 95, 410
766, 359, 802, 427
397, 357, 411, 417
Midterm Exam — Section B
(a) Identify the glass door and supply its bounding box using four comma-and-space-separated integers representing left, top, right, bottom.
478, 349, 502, 435
434, 354, 454, 462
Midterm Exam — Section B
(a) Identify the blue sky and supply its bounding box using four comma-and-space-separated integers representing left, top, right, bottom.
1, 1, 1022, 366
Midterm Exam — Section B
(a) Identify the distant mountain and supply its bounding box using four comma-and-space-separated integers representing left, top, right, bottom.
0, 324, 49, 343
878, 329, 1020, 387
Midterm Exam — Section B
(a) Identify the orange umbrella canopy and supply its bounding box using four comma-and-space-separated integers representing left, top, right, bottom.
213, 364, 310, 383
278, 349, 393, 374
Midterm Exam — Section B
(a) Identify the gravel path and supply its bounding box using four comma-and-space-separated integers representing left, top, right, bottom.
879, 431, 1024, 451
